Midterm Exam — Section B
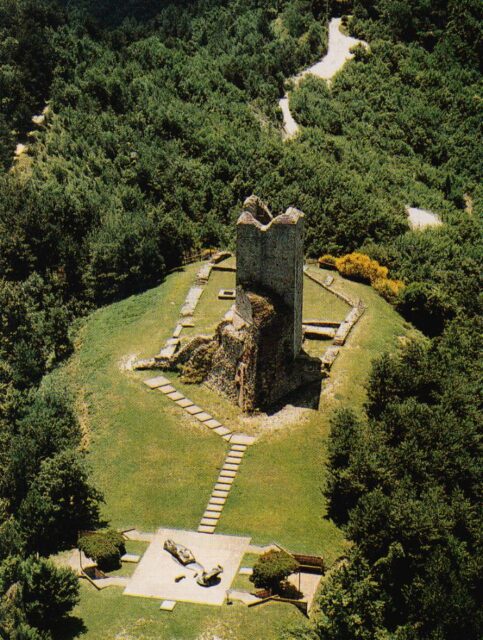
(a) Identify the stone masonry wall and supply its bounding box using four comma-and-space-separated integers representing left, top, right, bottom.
236, 204, 304, 358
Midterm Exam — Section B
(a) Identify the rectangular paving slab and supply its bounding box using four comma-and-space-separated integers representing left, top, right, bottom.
207, 503, 223, 512
176, 398, 193, 408
173, 324, 183, 338
144, 376, 170, 388
209, 497, 226, 505
204, 419, 222, 429
197, 525, 216, 534
225, 457, 241, 465
228, 450, 244, 458
159, 600, 177, 611
231, 444, 247, 452
200, 518, 218, 527
217, 476, 234, 485
195, 412, 212, 422
219, 470, 236, 478
222, 463, 239, 471
214, 426, 231, 437
203, 511, 221, 520
167, 391, 184, 401
121, 553, 140, 563
158, 385, 176, 394
214, 483, 231, 491
185, 405, 203, 415
229, 434, 256, 445
212, 490, 229, 498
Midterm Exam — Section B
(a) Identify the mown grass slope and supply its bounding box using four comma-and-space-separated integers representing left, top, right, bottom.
64, 261, 411, 639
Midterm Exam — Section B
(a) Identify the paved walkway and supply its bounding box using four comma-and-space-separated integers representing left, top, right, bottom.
143, 374, 255, 534
280, 17, 368, 139
140, 255, 366, 539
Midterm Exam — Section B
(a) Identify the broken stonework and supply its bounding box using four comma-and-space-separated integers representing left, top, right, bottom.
173, 196, 321, 412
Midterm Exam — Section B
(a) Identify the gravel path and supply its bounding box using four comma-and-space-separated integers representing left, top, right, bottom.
280, 17, 367, 139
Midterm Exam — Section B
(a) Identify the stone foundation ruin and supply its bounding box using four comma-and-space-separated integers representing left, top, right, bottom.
172, 196, 321, 412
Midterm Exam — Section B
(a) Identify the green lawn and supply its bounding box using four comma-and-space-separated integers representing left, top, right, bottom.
62, 260, 412, 638
64, 583, 303, 640
66, 263, 226, 532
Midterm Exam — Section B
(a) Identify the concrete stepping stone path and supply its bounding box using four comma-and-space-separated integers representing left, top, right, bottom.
143, 376, 171, 389
197, 443, 253, 534
158, 385, 176, 394
143, 374, 255, 535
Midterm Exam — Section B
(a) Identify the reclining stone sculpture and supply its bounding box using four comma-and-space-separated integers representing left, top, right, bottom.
163, 539, 196, 566
196, 564, 224, 586
163, 539, 224, 587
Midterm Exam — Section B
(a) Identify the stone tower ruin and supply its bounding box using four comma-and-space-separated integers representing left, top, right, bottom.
236, 196, 304, 359
173, 195, 321, 412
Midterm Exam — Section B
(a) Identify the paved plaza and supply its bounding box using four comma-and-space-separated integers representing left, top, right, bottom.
124, 528, 251, 606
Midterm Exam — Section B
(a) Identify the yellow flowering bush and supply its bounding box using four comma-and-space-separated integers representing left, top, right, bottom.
335, 252, 388, 284
318, 252, 405, 303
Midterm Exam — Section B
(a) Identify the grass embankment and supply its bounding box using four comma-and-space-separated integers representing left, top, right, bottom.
66, 263, 226, 532
70, 584, 302, 640
64, 261, 411, 639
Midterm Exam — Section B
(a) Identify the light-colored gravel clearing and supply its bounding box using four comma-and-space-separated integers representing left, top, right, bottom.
406, 206, 443, 230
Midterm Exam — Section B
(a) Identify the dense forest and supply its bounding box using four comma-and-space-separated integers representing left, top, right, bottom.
0, 0, 481, 638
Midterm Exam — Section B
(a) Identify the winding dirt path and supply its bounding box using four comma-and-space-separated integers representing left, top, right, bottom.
280, 17, 367, 139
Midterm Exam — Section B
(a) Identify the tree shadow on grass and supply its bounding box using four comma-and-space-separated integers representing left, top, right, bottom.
52, 615, 87, 640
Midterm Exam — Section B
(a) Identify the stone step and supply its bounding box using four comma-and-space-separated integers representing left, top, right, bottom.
176, 398, 193, 408
195, 412, 212, 422
206, 503, 223, 512
229, 434, 256, 445
231, 444, 247, 452
225, 457, 241, 465
222, 463, 239, 472
185, 405, 203, 415
203, 510, 221, 520
198, 525, 215, 534
222, 434, 232, 441
204, 419, 222, 429
173, 324, 183, 338
214, 483, 231, 492
200, 518, 218, 527
158, 384, 176, 394
219, 470, 236, 478
217, 476, 234, 485
144, 376, 170, 389
209, 497, 226, 505
167, 391, 184, 401
228, 450, 244, 458
212, 490, 229, 498
214, 426, 232, 437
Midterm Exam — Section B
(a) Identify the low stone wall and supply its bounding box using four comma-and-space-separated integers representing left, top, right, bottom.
133, 251, 232, 370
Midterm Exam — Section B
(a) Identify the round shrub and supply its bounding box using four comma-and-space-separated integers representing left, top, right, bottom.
250, 550, 298, 594
78, 530, 125, 571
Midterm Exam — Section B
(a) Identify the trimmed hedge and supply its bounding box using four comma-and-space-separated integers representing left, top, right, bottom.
78, 530, 125, 571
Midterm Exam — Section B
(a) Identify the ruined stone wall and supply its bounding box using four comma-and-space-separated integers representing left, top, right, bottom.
167, 196, 320, 413
236, 206, 304, 358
